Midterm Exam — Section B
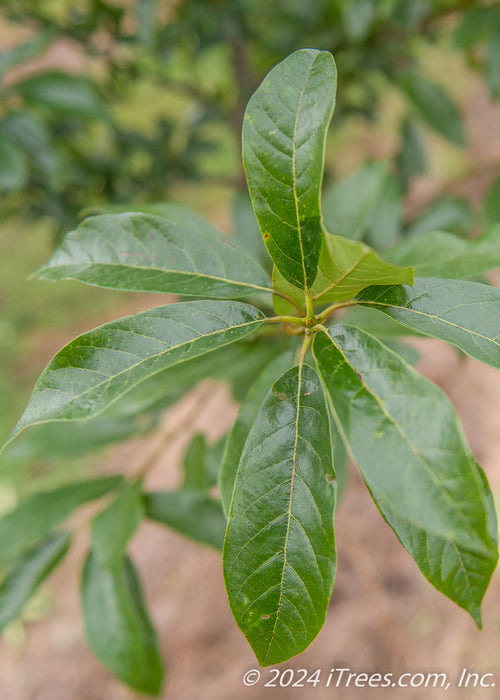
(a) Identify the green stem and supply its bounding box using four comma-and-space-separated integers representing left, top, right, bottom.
299, 331, 313, 365
317, 300, 357, 324
304, 287, 316, 321
265, 315, 305, 327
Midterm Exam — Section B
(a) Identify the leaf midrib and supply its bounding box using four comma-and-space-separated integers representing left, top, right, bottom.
11, 314, 263, 442
358, 298, 500, 347
40, 260, 273, 294
263, 361, 303, 665
318, 330, 490, 552
291, 59, 314, 292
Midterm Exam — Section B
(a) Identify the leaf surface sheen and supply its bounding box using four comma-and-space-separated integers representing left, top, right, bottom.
243, 48, 337, 289
5, 300, 265, 446
314, 325, 498, 623
356, 277, 500, 369
219, 350, 295, 516
36, 212, 271, 298
273, 232, 413, 314
223, 364, 336, 665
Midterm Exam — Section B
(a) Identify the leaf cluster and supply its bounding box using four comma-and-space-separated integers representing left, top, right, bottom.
1, 48, 500, 692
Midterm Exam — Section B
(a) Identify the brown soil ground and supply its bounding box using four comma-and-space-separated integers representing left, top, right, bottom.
2, 73, 500, 700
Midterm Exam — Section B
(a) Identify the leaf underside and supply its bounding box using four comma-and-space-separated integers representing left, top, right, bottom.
314, 325, 498, 624
223, 364, 336, 666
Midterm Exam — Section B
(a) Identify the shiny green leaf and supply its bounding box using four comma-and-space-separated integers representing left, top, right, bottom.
273, 232, 413, 314
0, 476, 122, 565
219, 350, 294, 516
145, 491, 226, 550
5, 300, 265, 448
35, 212, 271, 298
243, 48, 337, 288
322, 162, 386, 241
401, 73, 466, 146
357, 278, 500, 369
0, 532, 71, 632
82, 553, 164, 695
223, 365, 336, 666
314, 326, 498, 624
384, 227, 500, 278
91, 481, 144, 567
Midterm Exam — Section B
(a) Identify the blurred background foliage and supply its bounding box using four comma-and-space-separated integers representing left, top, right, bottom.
1, 0, 500, 492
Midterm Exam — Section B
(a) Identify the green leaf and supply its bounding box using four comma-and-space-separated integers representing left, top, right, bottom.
0, 32, 53, 79
322, 162, 386, 241
182, 434, 210, 491
273, 232, 413, 314
223, 364, 336, 666
82, 553, 164, 695
5, 336, 294, 462
340, 305, 422, 338
5, 300, 265, 448
3, 413, 153, 461
406, 196, 473, 238
366, 172, 403, 251
91, 481, 144, 567
145, 491, 226, 550
0, 476, 122, 565
356, 278, 500, 369
0, 532, 71, 632
180, 432, 224, 491
453, 7, 497, 49
15, 72, 107, 119
484, 176, 500, 228
231, 192, 268, 268
341, 0, 376, 41
243, 48, 337, 289
219, 350, 294, 516
384, 227, 500, 279
396, 117, 427, 186
0, 111, 65, 188
314, 326, 498, 624
35, 212, 271, 298
487, 32, 500, 99
401, 73, 466, 146
86, 202, 221, 234
0, 131, 28, 191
